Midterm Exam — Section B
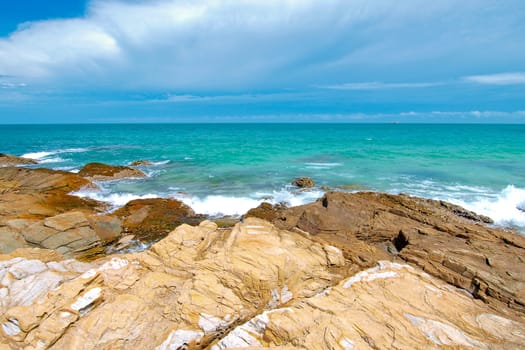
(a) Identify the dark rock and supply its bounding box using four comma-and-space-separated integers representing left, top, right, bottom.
78, 162, 146, 181
292, 177, 315, 188
113, 198, 204, 242
129, 160, 153, 166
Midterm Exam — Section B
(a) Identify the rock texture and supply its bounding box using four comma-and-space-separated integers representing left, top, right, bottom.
0, 167, 118, 256
129, 160, 153, 166
291, 177, 315, 188
0, 154, 36, 167
0, 167, 102, 221
78, 163, 146, 181
1, 219, 524, 349
248, 191, 525, 313
113, 198, 203, 242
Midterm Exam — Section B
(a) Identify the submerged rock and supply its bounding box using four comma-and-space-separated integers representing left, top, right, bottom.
129, 160, 153, 166
291, 177, 315, 188
250, 191, 525, 313
1, 218, 524, 349
78, 162, 146, 181
0, 154, 36, 167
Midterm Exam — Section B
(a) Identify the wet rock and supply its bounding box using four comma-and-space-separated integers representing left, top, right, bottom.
113, 198, 203, 242
78, 162, 146, 181
245, 202, 282, 222
129, 160, 153, 166
251, 191, 525, 313
291, 177, 315, 188
0, 154, 36, 167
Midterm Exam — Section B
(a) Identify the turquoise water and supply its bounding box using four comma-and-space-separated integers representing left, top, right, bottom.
1, 123, 524, 230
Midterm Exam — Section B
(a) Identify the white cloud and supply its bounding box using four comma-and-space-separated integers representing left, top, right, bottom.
463, 72, 525, 85
318, 81, 443, 90
0, 0, 523, 91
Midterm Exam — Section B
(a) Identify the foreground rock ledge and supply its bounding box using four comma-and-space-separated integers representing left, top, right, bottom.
1, 218, 525, 349
247, 191, 525, 314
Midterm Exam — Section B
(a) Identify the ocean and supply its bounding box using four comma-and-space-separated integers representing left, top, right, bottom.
1, 123, 524, 231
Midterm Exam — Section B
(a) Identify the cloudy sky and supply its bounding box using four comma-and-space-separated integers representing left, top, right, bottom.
0, 0, 524, 123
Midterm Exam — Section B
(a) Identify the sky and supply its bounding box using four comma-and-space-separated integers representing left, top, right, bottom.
0, 0, 524, 123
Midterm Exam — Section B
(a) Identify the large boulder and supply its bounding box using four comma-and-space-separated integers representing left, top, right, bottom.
1, 219, 524, 349
78, 162, 146, 181
113, 198, 203, 242
249, 191, 525, 313
0, 153, 36, 167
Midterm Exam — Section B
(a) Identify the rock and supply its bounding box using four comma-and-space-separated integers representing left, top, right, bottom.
244, 202, 282, 222
1, 219, 524, 349
251, 191, 525, 313
0, 167, 101, 221
78, 163, 146, 181
0, 154, 36, 167
218, 261, 525, 349
0, 219, 346, 349
113, 198, 203, 242
129, 160, 153, 166
291, 177, 315, 188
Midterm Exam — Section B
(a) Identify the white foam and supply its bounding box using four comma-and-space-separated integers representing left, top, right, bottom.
21, 151, 54, 160
305, 162, 342, 169
449, 185, 525, 228
174, 188, 324, 216
177, 195, 261, 216
152, 160, 170, 165
73, 189, 159, 207
38, 157, 65, 164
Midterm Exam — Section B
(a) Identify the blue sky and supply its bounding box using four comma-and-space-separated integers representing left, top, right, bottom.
0, 0, 525, 123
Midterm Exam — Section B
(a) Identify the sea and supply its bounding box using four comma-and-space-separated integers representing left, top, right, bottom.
1, 123, 524, 232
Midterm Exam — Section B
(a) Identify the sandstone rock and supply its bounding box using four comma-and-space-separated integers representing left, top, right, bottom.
0, 167, 102, 221
129, 160, 153, 166
113, 198, 203, 242
250, 191, 525, 313
0, 219, 346, 349
291, 177, 315, 188
0, 154, 36, 167
1, 219, 524, 349
78, 163, 146, 181
216, 261, 525, 349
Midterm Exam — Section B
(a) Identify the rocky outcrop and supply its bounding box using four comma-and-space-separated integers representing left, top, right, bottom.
0, 167, 116, 256
0, 211, 122, 257
291, 177, 315, 188
113, 198, 203, 242
249, 191, 525, 313
78, 163, 146, 181
1, 219, 524, 349
129, 160, 153, 166
0, 154, 36, 167
0, 167, 102, 221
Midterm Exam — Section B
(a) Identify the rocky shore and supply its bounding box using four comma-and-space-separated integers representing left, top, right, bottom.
1, 160, 525, 349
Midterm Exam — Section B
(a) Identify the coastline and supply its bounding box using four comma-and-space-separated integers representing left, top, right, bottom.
1, 159, 525, 348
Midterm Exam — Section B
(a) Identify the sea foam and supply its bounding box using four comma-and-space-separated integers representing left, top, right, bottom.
450, 185, 525, 228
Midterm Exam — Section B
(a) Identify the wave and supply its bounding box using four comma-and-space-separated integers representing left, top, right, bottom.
449, 185, 525, 229
21, 148, 91, 162
73, 189, 160, 207
305, 162, 342, 170
152, 160, 170, 165
38, 157, 66, 164
174, 188, 325, 216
